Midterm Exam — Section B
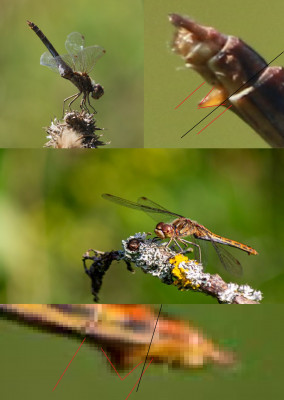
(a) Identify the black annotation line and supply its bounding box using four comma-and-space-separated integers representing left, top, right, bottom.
136, 304, 163, 392
181, 49, 284, 138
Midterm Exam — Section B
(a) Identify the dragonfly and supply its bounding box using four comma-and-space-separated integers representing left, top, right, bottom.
102, 193, 258, 276
27, 21, 105, 114
0, 304, 235, 369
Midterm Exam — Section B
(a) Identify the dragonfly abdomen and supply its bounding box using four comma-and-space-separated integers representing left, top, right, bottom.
194, 229, 257, 255
27, 21, 60, 59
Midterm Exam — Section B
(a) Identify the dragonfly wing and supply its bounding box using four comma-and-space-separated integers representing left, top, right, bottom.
57, 53, 76, 71
65, 32, 85, 55
73, 46, 106, 73
40, 51, 60, 73
40, 52, 75, 73
137, 197, 172, 212
211, 241, 243, 277
102, 193, 178, 221
137, 197, 182, 222
102, 193, 156, 212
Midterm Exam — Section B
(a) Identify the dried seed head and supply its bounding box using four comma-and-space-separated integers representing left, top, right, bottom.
169, 14, 226, 70
44, 110, 109, 148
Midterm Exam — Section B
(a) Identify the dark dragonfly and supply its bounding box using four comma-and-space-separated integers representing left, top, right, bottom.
102, 193, 258, 276
27, 21, 105, 114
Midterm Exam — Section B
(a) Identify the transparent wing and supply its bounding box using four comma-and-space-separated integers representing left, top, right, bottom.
137, 197, 172, 212
55, 53, 76, 71
65, 32, 105, 73
40, 52, 75, 73
137, 196, 182, 222
40, 51, 60, 73
211, 241, 243, 277
74, 46, 105, 73
102, 194, 181, 220
65, 32, 86, 55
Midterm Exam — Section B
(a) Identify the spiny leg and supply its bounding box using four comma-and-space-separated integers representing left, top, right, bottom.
86, 94, 97, 114
80, 94, 97, 114
80, 94, 88, 112
178, 238, 202, 263
62, 92, 81, 117
165, 237, 184, 253
68, 92, 81, 110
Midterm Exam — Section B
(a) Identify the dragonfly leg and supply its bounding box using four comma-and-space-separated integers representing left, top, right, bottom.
67, 93, 81, 109
165, 237, 173, 248
62, 92, 81, 117
179, 239, 202, 263
172, 238, 185, 253
79, 94, 97, 114
165, 237, 184, 253
86, 94, 97, 114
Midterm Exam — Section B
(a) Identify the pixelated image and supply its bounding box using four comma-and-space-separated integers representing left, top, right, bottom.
0, 304, 235, 370
0, 304, 282, 399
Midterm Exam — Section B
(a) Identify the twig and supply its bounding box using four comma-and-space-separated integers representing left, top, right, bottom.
83, 233, 262, 304
83, 249, 133, 302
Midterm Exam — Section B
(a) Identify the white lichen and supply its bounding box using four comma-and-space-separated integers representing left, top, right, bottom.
218, 283, 263, 304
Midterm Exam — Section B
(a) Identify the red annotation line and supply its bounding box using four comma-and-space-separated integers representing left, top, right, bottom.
101, 347, 153, 400
174, 83, 231, 136
101, 348, 143, 380
197, 105, 232, 134
52, 337, 86, 391
125, 358, 153, 400
174, 81, 205, 109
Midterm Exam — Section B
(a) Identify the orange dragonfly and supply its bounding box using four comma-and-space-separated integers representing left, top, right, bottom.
0, 304, 235, 369
102, 194, 258, 276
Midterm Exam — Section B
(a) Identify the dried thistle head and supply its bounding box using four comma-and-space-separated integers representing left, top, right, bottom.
44, 110, 109, 148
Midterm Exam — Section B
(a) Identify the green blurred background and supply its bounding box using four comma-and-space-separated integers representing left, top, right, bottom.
0, 0, 143, 148
144, 0, 284, 148
0, 148, 283, 304
0, 305, 283, 399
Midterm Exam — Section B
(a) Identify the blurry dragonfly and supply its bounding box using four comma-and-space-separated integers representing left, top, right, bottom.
102, 194, 258, 276
27, 21, 105, 114
0, 304, 236, 370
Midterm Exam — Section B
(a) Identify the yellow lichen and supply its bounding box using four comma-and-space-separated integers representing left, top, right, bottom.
169, 254, 189, 267
171, 264, 200, 291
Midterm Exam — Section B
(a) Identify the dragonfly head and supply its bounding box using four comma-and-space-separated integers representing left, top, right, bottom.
91, 83, 104, 100
155, 222, 175, 239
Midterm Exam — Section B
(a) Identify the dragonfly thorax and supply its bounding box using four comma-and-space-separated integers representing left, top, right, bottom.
155, 222, 175, 239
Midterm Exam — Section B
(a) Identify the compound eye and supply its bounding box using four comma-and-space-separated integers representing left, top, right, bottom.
156, 222, 163, 230
163, 224, 173, 234
155, 223, 173, 238
155, 222, 165, 239
92, 84, 104, 99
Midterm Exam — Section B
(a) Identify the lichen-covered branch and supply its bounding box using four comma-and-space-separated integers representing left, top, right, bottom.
83, 233, 262, 304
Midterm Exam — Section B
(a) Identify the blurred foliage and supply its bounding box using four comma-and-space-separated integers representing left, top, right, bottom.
0, 305, 283, 399
144, 0, 284, 147
0, 148, 283, 303
0, 0, 143, 148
